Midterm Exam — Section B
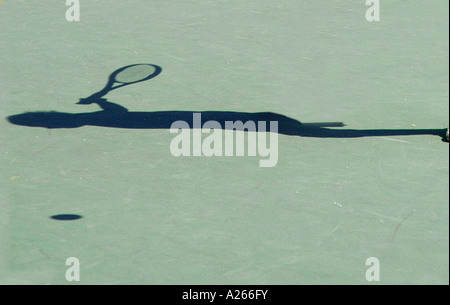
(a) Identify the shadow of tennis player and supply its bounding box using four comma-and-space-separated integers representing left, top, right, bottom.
6, 63, 448, 141
7, 100, 446, 140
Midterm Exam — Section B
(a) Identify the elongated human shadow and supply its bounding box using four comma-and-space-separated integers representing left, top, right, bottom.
6, 63, 447, 140
7, 99, 446, 140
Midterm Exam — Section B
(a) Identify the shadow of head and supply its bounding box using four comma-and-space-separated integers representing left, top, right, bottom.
7, 112, 83, 129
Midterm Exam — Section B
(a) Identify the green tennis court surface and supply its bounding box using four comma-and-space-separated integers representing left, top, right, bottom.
1, 0, 448, 284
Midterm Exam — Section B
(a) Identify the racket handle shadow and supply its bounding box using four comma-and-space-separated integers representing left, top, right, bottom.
77, 92, 107, 105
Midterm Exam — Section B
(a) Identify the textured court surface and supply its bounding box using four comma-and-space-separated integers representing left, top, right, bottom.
1, 1, 448, 284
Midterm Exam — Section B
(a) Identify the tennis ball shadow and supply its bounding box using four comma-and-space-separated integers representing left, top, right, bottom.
50, 214, 83, 221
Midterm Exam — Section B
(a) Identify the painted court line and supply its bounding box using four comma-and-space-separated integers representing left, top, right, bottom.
375, 137, 409, 143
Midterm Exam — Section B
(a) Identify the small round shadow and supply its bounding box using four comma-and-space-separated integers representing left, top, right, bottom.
50, 214, 83, 221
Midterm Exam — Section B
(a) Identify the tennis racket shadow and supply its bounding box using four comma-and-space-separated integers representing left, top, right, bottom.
5, 64, 448, 141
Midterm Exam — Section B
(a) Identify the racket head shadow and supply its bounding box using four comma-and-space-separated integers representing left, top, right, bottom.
79, 64, 162, 103
109, 64, 162, 87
